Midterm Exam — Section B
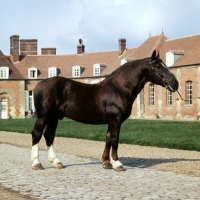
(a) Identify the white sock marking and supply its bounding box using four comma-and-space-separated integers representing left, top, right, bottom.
110, 157, 123, 169
48, 144, 61, 165
31, 144, 40, 166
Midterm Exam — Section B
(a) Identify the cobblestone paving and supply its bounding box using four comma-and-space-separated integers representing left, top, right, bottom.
0, 144, 200, 199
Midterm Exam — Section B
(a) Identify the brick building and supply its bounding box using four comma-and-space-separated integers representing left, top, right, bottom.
0, 33, 200, 119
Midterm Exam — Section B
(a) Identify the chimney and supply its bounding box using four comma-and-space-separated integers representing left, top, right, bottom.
20, 39, 37, 56
10, 35, 19, 62
118, 38, 126, 55
77, 39, 85, 54
41, 48, 56, 55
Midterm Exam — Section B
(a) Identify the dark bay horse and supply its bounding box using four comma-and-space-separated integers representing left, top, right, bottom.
31, 50, 178, 171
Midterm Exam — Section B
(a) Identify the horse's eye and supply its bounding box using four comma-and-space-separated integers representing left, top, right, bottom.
155, 63, 160, 68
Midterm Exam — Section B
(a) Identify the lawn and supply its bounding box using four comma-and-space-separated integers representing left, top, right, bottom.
0, 118, 200, 151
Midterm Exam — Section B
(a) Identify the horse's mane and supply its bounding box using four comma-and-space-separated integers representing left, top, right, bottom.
106, 57, 150, 78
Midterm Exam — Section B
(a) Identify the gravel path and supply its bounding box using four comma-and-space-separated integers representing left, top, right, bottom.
1, 131, 200, 199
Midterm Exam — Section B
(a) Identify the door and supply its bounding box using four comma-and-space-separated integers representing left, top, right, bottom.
1, 99, 8, 119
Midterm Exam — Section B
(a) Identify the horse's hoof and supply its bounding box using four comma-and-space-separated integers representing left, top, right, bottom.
32, 163, 44, 170
114, 166, 126, 172
103, 163, 113, 169
53, 162, 64, 169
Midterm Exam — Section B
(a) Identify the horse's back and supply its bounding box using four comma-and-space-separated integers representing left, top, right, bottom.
34, 76, 102, 120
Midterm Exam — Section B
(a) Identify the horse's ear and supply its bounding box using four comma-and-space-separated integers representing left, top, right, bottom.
151, 50, 156, 60
157, 51, 160, 58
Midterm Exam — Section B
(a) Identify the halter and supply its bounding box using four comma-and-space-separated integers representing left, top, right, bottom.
148, 59, 175, 91
149, 59, 200, 100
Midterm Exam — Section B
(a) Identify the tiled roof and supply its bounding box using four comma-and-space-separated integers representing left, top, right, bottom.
14, 35, 166, 79
159, 34, 200, 66
0, 50, 24, 79
127, 34, 167, 60
12, 33, 200, 79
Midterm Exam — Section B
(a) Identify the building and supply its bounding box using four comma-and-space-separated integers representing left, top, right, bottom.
0, 33, 200, 119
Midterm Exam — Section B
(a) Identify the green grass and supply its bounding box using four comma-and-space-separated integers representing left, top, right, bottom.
0, 118, 200, 151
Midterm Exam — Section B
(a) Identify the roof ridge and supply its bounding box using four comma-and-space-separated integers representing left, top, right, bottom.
166, 33, 200, 41
149, 33, 165, 38
26, 49, 119, 57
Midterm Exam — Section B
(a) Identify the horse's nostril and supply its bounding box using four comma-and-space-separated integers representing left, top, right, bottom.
164, 81, 168, 86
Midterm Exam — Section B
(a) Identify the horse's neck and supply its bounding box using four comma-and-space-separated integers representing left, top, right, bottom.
120, 61, 150, 99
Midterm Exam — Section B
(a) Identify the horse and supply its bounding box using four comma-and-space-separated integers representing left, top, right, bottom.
31, 50, 179, 171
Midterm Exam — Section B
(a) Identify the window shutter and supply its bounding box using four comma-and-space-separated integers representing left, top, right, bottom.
24, 90, 29, 112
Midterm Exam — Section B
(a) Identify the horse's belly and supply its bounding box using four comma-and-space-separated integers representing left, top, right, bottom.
66, 110, 107, 124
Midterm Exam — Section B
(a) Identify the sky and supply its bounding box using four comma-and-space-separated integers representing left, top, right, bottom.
1, 0, 200, 55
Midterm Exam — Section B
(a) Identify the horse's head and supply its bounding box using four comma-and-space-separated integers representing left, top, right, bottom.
148, 50, 179, 92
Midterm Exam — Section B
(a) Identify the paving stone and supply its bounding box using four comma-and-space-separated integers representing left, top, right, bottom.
1, 144, 200, 199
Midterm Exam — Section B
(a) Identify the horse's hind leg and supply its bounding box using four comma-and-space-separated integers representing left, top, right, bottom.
44, 117, 63, 169
31, 117, 46, 170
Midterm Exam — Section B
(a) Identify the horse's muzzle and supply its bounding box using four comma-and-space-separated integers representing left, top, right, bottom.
164, 80, 179, 92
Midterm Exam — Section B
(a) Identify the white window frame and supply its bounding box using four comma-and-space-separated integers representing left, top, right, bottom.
48, 67, 57, 78
186, 81, 192, 105
93, 64, 100, 76
25, 90, 35, 112
29, 91, 34, 110
149, 84, 154, 106
28, 67, 38, 79
166, 51, 174, 67
121, 59, 127, 65
0, 66, 9, 79
167, 90, 172, 106
72, 66, 81, 77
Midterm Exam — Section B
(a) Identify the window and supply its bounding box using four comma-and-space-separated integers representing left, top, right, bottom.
149, 84, 154, 106
25, 91, 34, 112
0, 67, 9, 79
93, 64, 100, 76
28, 67, 37, 78
93, 64, 106, 76
186, 81, 192, 105
29, 91, 34, 110
72, 66, 81, 77
167, 90, 172, 106
121, 59, 127, 65
166, 51, 174, 67
48, 67, 57, 78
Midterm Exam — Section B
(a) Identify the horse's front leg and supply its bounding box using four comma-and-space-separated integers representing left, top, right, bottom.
102, 125, 113, 169
110, 120, 125, 171
102, 120, 125, 171
31, 118, 46, 170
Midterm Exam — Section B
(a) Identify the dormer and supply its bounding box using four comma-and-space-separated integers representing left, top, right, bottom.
166, 51, 174, 67
48, 66, 58, 78
166, 50, 184, 67
72, 65, 84, 77
28, 67, 38, 79
121, 59, 127, 65
0, 66, 9, 79
93, 64, 106, 76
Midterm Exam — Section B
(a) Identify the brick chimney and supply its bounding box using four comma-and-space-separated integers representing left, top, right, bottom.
20, 39, 37, 56
77, 39, 85, 54
41, 48, 56, 55
118, 38, 126, 55
10, 35, 20, 62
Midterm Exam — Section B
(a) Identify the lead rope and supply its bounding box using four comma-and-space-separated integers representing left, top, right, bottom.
177, 90, 200, 101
